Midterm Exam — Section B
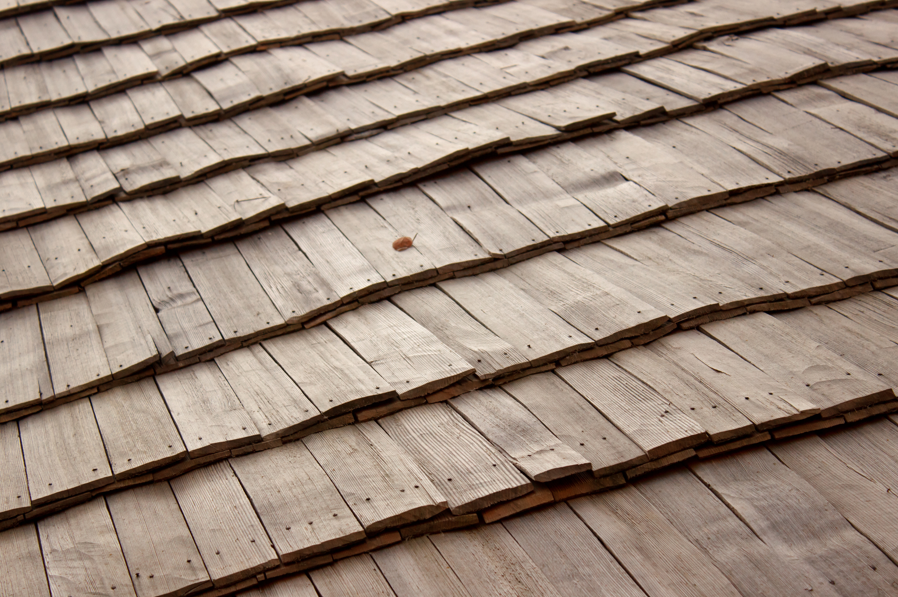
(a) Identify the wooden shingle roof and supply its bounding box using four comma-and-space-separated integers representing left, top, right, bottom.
4, 0, 898, 595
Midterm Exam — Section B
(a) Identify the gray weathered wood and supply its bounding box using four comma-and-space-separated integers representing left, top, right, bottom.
328, 302, 474, 400
0, 422, 29, 519
20, 399, 113, 504
106, 482, 210, 597
451, 387, 591, 482
504, 372, 647, 476
138, 257, 224, 360
571, 485, 742, 597
0, 228, 52, 300
310, 554, 397, 597
380, 403, 533, 514
29, 215, 102, 287
263, 326, 395, 416
90, 378, 186, 479
216, 345, 320, 439
392, 286, 529, 379
100, 140, 179, 194
439, 273, 593, 367
0, 304, 53, 412
171, 461, 279, 586
702, 313, 895, 416
39, 292, 112, 396
612, 346, 754, 443
230, 442, 366, 562
282, 212, 386, 300
305, 421, 447, 533
237, 574, 317, 597
556, 359, 708, 458
496, 252, 668, 343
430, 524, 562, 597
39, 498, 137, 597
650, 330, 819, 428
30, 159, 88, 213
156, 362, 259, 456
181, 243, 285, 342
418, 168, 552, 258
372, 536, 471, 597
235, 226, 340, 325
691, 447, 898, 594
503, 503, 647, 597
85, 271, 171, 376
69, 150, 121, 202
0, 524, 50, 597
636, 468, 836, 597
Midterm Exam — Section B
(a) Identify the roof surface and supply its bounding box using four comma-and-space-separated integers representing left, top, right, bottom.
3, 0, 898, 595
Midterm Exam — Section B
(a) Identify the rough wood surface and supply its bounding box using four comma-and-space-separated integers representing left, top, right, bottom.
380, 403, 533, 514
106, 482, 210, 597
39, 498, 137, 597
572, 484, 742, 597
310, 554, 396, 597
328, 302, 474, 400
0, 228, 51, 300
371, 536, 471, 597
451, 387, 591, 482
557, 359, 707, 458
19, 395, 113, 505
0, 422, 30, 519
0, 524, 50, 597
29, 215, 102, 287
90, 378, 186, 479
155, 362, 259, 456
503, 503, 646, 597
304, 422, 447, 533
263, 326, 395, 416
170, 461, 279, 586
0, 304, 53, 412
230, 442, 366, 562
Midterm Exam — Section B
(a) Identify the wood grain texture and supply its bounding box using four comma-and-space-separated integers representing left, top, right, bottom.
138, 257, 224, 360
0, 524, 50, 597
451, 387, 591, 482
379, 403, 533, 514
702, 312, 895, 416
439, 273, 593, 367
328, 302, 474, 400
304, 422, 447, 533
0, 422, 29, 519
691, 447, 898, 595
503, 503, 646, 597
0, 304, 53, 412
637, 468, 838, 597
85, 271, 171, 377
20, 398, 113, 505
181, 243, 285, 342
39, 292, 113, 396
0, 227, 51, 299
155, 362, 259, 456
171, 461, 279, 586
236, 226, 340, 325
820, 418, 898, 492
39, 498, 137, 597
29, 215, 101, 287
371, 536, 472, 597
106, 482, 210, 597
310, 554, 396, 597
90, 378, 186, 479
430, 524, 562, 597
237, 574, 318, 597
230, 442, 366, 562
216, 345, 320, 440
557, 359, 707, 458
571, 484, 742, 597
263, 326, 395, 416
496, 252, 668, 343
504, 372, 647, 476
650, 331, 819, 429
612, 345, 754, 443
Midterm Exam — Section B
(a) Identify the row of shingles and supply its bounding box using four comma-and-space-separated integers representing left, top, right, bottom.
235, 414, 898, 597
4, 73, 896, 418
4, 8, 896, 301
3, 182, 898, 531
4, 296, 898, 597
4, 80, 889, 428
0, 0, 502, 68
0, 3, 881, 240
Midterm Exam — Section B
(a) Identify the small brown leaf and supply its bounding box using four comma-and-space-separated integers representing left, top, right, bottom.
392, 233, 417, 251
